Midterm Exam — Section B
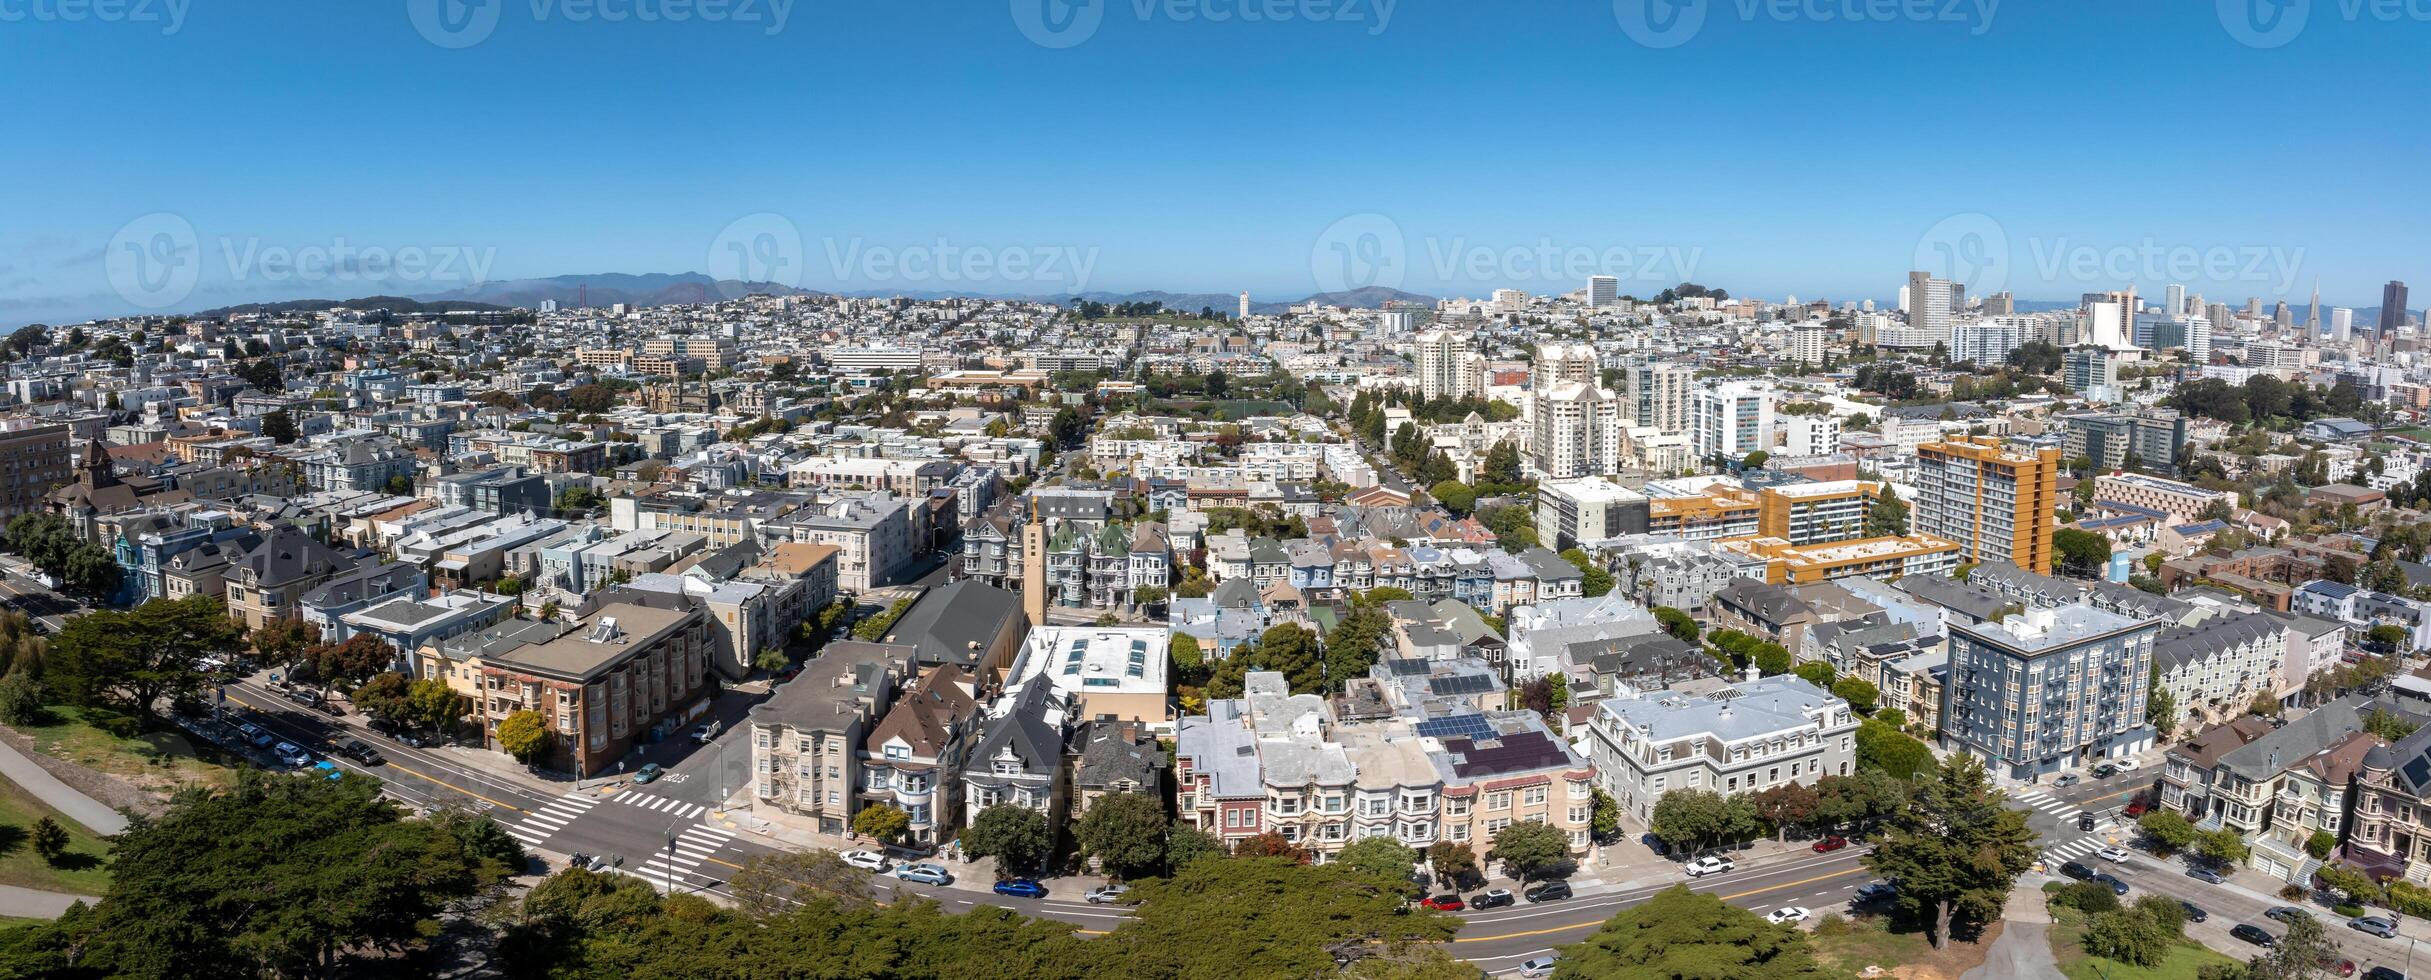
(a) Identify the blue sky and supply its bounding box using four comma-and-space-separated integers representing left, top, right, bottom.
4, 0, 2426, 323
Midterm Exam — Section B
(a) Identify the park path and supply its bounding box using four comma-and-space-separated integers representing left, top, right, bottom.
0, 736, 127, 835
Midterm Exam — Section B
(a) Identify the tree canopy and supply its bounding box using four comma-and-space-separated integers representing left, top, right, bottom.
1864, 755, 2037, 949
1557, 884, 1843, 980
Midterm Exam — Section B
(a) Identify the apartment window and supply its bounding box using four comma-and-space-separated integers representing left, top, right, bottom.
1486, 818, 1510, 835
1523, 787, 1547, 807
1451, 824, 1469, 841
1487, 791, 1512, 811
1444, 797, 1470, 817
886, 745, 910, 761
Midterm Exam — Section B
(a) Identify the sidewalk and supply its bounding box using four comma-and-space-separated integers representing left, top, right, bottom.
709, 789, 1115, 900
1959, 882, 2056, 980
0, 884, 97, 919
0, 733, 126, 835
1570, 834, 1827, 896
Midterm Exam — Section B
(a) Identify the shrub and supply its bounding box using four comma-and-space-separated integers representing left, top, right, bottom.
2334, 902, 2366, 918
2280, 884, 2309, 901
2054, 880, 2121, 914
85, 707, 142, 739
1811, 912, 1850, 937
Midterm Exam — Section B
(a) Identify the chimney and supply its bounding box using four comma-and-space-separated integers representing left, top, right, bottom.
1744, 664, 1760, 684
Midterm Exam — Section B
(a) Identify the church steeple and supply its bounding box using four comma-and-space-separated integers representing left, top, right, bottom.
76, 438, 118, 489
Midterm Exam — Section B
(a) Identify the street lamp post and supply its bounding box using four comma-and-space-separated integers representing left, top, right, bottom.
664, 818, 681, 896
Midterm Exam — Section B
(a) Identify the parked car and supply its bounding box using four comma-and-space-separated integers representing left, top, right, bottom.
1812, 836, 1849, 853
2096, 846, 2132, 863
894, 864, 951, 886
366, 718, 403, 738
2232, 923, 2277, 947
1684, 856, 1734, 877
2318, 957, 2357, 977
1517, 956, 1558, 979
634, 763, 665, 784
840, 850, 888, 872
2185, 866, 2226, 884
2265, 906, 2311, 924
337, 739, 384, 765
1766, 906, 1811, 925
2363, 967, 2407, 980
2178, 901, 2208, 923
273, 742, 312, 767
237, 722, 275, 748
1084, 884, 1131, 904
282, 687, 323, 708
2093, 873, 2129, 896
2091, 763, 2119, 778
2112, 757, 2142, 772
1525, 880, 1573, 903
2349, 915, 2400, 939
992, 879, 1047, 899
2053, 773, 2080, 788
1853, 882, 1897, 903
310, 760, 343, 781
1470, 889, 1515, 909
2123, 797, 2153, 818
1420, 894, 1465, 912
2059, 861, 2096, 881
690, 720, 722, 744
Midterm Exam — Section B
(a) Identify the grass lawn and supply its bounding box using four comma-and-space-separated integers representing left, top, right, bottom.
2048, 904, 2240, 980
1809, 912, 1997, 980
0, 774, 111, 895
15, 705, 235, 797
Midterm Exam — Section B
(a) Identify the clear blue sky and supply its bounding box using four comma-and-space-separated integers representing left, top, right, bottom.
5, 0, 2426, 323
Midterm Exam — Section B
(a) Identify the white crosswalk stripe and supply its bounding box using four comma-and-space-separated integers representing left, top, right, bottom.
521, 812, 568, 830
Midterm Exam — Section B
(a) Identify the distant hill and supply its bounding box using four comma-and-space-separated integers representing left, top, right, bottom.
418, 272, 824, 309
836, 285, 1440, 314
192, 295, 511, 317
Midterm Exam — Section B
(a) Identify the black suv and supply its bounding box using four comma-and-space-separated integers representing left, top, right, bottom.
2059, 861, 2096, 881
1524, 880, 1572, 903
337, 739, 384, 766
2177, 901, 2207, 923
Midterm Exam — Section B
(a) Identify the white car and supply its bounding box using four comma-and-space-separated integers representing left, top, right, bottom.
2111, 757, 2142, 772
1084, 884, 1131, 904
2096, 846, 2132, 863
1767, 906, 1812, 925
1517, 955, 1558, 979
839, 849, 888, 872
1684, 856, 1735, 877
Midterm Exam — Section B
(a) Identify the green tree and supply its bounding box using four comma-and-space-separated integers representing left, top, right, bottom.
249, 616, 321, 669
351, 671, 414, 727
1748, 782, 1823, 843
1075, 792, 1169, 882
1590, 787, 1621, 840
1169, 633, 1209, 687
308, 634, 395, 692
49, 594, 245, 720
2245, 913, 2340, 980
1831, 677, 1879, 714
1793, 661, 1835, 689
1650, 789, 1734, 855
1426, 839, 1478, 887
964, 804, 1050, 879
851, 803, 911, 848
1652, 606, 1699, 644
1863, 484, 1909, 537
727, 849, 874, 917
404, 677, 468, 735
1752, 643, 1791, 677
2305, 830, 2337, 860
2313, 861, 2380, 907
2192, 827, 2250, 867
2136, 809, 2196, 853
0, 669, 43, 726
1865, 754, 2038, 949
2146, 676, 2179, 740
1166, 823, 1225, 873
2053, 527, 2113, 578
1487, 820, 1571, 887
1560, 548, 1615, 597
852, 596, 916, 641
496, 709, 550, 764
259, 408, 299, 445
1335, 836, 1420, 896
1107, 856, 1461, 979
2083, 897, 2182, 967
29, 816, 67, 865
1430, 480, 1475, 516
1557, 884, 1841, 979
1854, 714, 1932, 779
15, 769, 501, 979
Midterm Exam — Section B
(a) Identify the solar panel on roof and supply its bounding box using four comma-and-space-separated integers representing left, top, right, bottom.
1416, 714, 1495, 741
1427, 674, 1494, 696
1386, 659, 1430, 676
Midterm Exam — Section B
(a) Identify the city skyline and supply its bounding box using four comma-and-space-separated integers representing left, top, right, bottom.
7, 4, 2430, 323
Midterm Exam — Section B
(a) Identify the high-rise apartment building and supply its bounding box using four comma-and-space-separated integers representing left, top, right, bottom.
1912, 437, 2060, 574
1587, 275, 1619, 308
1789, 322, 1835, 366
2333, 307, 2354, 345
1412, 330, 1486, 401
1531, 345, 1622, 479
1983, 291, 2016, 316
1905, 271, 1958, 338
1690, 381, 1774, 463
1950, 317, 2030, 365
2165, 283, 2186, 317
2064, 347, 2120, 394
2383, 281, 2411, 340
1944, 603, 2161, 780
1621, 359, 1692, 434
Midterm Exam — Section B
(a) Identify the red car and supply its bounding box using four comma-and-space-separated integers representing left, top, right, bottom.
1812, 836, 1849, 853
1420, 894, 1465, 912
2123, 798, 2153, 818
2319, 956, 2357, 977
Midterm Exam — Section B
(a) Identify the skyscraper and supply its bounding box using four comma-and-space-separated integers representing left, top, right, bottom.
1621, 358, 1692, 434
1412, 329, 1486, 401
2333, 307, 2354, 345
2383, 281, 2411, 339
1906, 271, 1958, 340
1587, 275, 1619, 308
2305, 281, 2322, 341
2165, 283, 2185, 317
1912, 437, 2061, 575
1237, 292, 1251, 319
1690, 380, 1775, 464
1531, 344, 1622, 478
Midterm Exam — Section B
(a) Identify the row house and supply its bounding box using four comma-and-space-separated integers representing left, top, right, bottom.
746, 641, 911, 835
2153, 612, 2289, 729
859, 665, 979, 846
1586, 674, 1861, 825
